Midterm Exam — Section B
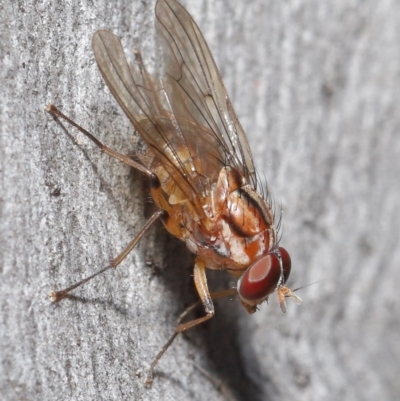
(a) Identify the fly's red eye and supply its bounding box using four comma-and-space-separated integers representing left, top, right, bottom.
279, 247, 291, 283
238, 247, 292, 304
238, 253, 281, 303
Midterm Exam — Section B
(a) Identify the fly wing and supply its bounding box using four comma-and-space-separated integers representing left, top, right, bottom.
155, 0, 256, 186
92, 30, 208, 212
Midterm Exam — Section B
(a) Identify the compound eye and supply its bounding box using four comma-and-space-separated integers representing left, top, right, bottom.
238, 253, 281, 303
279, 247, 291, 283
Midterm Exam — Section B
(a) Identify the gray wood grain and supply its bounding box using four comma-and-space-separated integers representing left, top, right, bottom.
1, 0, 399, 400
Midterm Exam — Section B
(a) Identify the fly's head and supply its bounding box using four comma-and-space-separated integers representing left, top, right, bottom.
237, 247, 302, 313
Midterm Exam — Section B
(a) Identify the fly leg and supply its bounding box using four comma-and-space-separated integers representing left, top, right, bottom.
46, 105, 152, 175
144, 259, 236, 386
45, 105, 171, 212
49, 209, 165, 301
177, 258, 216, 331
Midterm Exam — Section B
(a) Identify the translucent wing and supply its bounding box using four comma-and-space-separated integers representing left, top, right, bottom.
155, 0, 256, 184
92, 0, 256, 214
92, 31, 216, 214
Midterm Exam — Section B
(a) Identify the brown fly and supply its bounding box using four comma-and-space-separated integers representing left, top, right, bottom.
46, 0, 301, 386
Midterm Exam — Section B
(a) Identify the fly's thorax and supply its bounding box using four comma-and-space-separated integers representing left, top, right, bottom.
213, 167, 274, 234
181, 166, 277, 271
217, 166, 276, 264
156, 164, 277, 271
224, 184, 274, 237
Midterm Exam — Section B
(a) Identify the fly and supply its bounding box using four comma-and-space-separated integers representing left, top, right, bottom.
46, 0, 301, 386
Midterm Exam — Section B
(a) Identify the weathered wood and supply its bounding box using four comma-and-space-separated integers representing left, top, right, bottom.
1, 1, 399, 400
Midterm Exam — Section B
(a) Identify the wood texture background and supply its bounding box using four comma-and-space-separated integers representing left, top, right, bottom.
1, 0, 399, 400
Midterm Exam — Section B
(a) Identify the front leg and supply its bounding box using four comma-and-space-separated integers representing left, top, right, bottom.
145, 258, 227, 386
176, 257, 215, 332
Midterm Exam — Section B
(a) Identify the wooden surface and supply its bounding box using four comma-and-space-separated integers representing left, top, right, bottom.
1, 0, 400, 400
